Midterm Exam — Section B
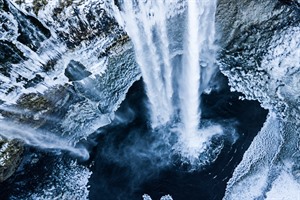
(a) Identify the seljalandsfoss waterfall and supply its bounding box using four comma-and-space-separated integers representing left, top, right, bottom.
0, 0, 300, 200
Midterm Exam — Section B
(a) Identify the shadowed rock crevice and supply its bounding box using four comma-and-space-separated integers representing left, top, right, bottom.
64, 60, 92, 81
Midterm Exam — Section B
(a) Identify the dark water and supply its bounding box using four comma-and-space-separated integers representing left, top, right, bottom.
0, 148, 68, 199
88, 73, 268, 200
0, 72, 267, 200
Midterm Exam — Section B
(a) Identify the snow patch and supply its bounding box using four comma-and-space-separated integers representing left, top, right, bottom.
143, 194, 173, 200
24, 160, 91, 200
266, 170, 300, 200
224, 113, 283, 199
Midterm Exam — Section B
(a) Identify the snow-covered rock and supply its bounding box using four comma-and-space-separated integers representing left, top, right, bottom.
0, 0, 140, 184
217, 1, 300, 199
0, 0, 140, 145
0, 0, 300, 199
0, 137, 23, 182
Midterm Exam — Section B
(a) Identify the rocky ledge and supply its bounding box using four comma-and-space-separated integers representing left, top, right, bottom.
0, 137, 23, 182
216, 0, 300, 199
0, 0, 140, 181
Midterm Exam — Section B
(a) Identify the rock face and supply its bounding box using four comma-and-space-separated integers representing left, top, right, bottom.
64, 60, 92, 81
215, 1, 300, 199
0, 0, 140, 137
0, 138, 23, 182
0, 0, 140, 181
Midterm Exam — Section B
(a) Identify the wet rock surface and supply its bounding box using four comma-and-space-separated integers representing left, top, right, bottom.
64, 60, 92, 81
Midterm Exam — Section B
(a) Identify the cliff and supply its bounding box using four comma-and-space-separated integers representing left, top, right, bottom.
0, 0, 299, 199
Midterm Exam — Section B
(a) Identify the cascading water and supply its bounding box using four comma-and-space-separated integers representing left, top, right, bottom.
0, 120, 89, 160
112, 0, 221, 163
113, 0, 174, 128
179, 0, 220, 159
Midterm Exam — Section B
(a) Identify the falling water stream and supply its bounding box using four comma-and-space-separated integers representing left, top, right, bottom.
113, 0, 220, 162
179, 0, 219, 159
0, 1, 271, 199
113, 0, 174, 127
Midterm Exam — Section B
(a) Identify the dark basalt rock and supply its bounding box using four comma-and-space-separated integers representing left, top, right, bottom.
0, 0, 298, 195
23, 74, 44, 89
0, 0, 137, 185
215, 1, 300, 198
57, 8, 123, 49
65, 60, 92, 81
279, 0, 300, 7
0, 83, 83, 130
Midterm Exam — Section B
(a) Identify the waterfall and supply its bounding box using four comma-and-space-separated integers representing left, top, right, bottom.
113, 1, 174, 128
113, 0, 219, 160
179, 0, 218, 157
0, 120, 89, 160
180, 0, 202, 139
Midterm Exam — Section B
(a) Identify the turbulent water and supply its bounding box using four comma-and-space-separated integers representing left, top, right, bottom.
88, 76, 268, 200
112, 0, 220, 163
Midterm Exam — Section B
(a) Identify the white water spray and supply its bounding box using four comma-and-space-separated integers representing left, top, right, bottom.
113, 0, 220, 161
0, 120, 89, 160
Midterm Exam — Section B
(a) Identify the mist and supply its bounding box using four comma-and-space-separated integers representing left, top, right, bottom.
89, 78, 241, 200
0, 120, 89, 160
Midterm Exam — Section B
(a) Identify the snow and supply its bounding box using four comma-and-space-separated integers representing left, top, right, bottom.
224, 113, 282, 199
0, 142, 10, 167
2, 1, 299, 200
266, 170, 300, 200
224, 167, 269, 200
222, 21, 300, 200
0, 3, 140, 198
20, 160, 92, 200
